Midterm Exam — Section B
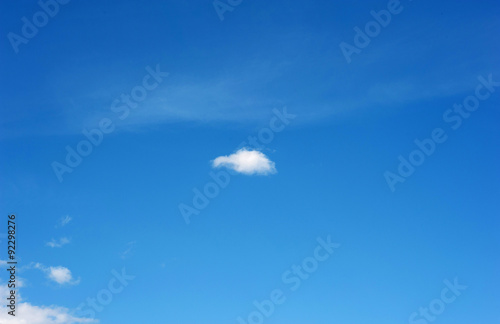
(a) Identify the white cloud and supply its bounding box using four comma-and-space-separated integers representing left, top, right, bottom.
212, 148, 277, 175
0, 281, 96, 324
46, 237, 70, 248
33, 263, 80, 285
48, 267, 75, 285
58, 215, 72, 227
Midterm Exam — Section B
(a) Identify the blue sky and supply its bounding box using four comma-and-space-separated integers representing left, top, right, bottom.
1, 0, 499, 323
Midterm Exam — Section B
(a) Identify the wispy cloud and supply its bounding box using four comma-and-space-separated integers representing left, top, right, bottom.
45, 237, 70, 248
212, 148, 277, 175
57, 215, 72, 228
120, 241, 136, 260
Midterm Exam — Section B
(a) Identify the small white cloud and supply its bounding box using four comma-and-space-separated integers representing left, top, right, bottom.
48, 267, 75, 285
57, 215, 72, 227
33, 263, 79, 285
46, 237, 70, 248
212, 148, 277, 175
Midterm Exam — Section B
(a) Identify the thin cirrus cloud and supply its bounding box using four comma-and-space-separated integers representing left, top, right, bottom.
120, 241, 137, 259
212, 148, 277, 175
57, 215, 72, 227
45, 237, 70, 248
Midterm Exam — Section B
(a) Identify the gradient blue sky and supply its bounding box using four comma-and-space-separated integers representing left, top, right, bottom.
1, 0, 499, 323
